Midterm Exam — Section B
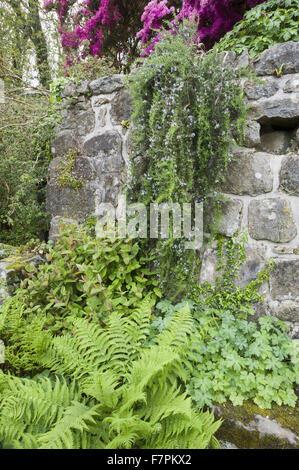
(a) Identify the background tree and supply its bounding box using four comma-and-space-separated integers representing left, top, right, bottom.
0, 1, 60, 244
44, 0, 182, 70
0, 0, 55, 87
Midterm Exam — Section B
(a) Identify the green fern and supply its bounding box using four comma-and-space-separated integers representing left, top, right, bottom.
0, 302, 221, 449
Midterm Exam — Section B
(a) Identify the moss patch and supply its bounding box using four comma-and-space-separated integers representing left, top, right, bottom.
0, 244, 18, 261
57, 150, 83, 189
213, 400, 299, 449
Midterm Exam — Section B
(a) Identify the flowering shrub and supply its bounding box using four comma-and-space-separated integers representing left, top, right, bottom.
127, 21, 247, 298
44, 0, 268, 67
138, 0, 268, 54
43, 0, 156, 70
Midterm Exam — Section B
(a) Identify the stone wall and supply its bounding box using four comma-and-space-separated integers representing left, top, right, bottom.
47, 74, 132, 237
47, 42, 299, 335
200, 42, 299, 337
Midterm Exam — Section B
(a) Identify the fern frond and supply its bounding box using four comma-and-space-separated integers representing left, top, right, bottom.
82, 370, 120, 409
121, 347, 181, 412
123, 298, 152, 361
142, 381, 191, 424
37, 401, 100, 449
156, 303, 193, 350
0, 305, 221, 449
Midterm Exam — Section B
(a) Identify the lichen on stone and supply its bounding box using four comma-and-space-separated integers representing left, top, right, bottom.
214, 400, 299, 449
56, 149, 83, 189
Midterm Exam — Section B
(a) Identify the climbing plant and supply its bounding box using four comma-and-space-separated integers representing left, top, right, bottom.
127, 20, 247, 298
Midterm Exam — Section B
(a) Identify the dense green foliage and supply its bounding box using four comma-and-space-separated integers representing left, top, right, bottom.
189, 309, 299, 409
0, 90, 55, 245
150, 301, 299, 410
1, 4, 299, 450
128, 21, 247, 297
148, 236, 299, 410
218, 0, 299, 57
0, 298, 221, 449
66, 56, 119, 83
1, 223, 159, 375
0, 0, 54, 88
1, 225, 298, 419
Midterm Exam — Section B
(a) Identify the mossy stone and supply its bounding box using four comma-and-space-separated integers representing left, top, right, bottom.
0, 244, 18, 261
213, 400, 299, 449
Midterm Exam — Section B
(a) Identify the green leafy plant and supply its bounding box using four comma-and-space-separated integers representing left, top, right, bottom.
188, 309, 299, 409
0, 302, 221, 449
218, 0, 299, 57
147, 234, 298, 410
66, 55, 119, 83
197, 233, 275, 313
49, 77, 69, 107
0, 223, 160, 373
148, 299, 299, 410
275, 64, 284, 78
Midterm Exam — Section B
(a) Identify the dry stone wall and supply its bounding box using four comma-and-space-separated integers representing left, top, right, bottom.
47, 74, 131, 237
47, 42, 299, 335
200, 42, 299, 337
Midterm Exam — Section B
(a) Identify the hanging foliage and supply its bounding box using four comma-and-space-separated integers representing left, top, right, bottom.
127, 20, 247, 299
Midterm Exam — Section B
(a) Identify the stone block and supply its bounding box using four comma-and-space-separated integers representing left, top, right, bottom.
76, 81, 90, 95
248, 198, 297, 243
110, 89, 132, 125
236, 246, 266, 289
46, 157, 97, 221
260, 131, 291, 154
244, 79, 279, 100
92, 95, 111, 107
236, 49, 249, 69
103, 173, 123, 206
244, 121, 261, 148
103, 154, 124, 173
199, 249, 218, 285
220, 50, 237, 68
253, 42, 299, 76
283, 75, 299, 93
83, 131, 122, 157
89, 75, 125, 95
60, 109, 95, 136
221, 148, 273, 196
61, 82, 77, 98
214, 401, 299, 449
249, 97, 299, 128
46, 184, 97, 222
280, 153, 299, 196
205, 198, 243, 237
95, 107, 107, 127
51, 130, 78, 156
270, 260, 299, 300
275, 301, 299, 322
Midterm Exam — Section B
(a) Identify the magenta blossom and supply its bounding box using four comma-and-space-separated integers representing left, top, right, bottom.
44, 0, 269, 67
138, 0, 268, 53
